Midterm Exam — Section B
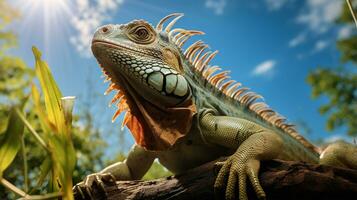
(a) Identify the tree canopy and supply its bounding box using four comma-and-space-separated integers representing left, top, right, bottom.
307, 1, 357, 136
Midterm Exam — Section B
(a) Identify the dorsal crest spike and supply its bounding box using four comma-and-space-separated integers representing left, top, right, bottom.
259, 108, 274, 116
195, 51, 211, 69
190, 45, 208, 62
156, 13, 184, 32
226, 82, 242, 97
198, 50, 218, 72
203, 66, 221, 78
177, 35, 190, 47
178, 31, 205, 48
238, 92, 255, 103
178, 35, 191, 48
175, 32, 190, 45
184, 40, 203, 57
188, 44, 206, 62
165, 14, 184, 32
249, 102, 267, 111
208, 70, 230, 85
233, 87, 249, 99
220, 80, 235, 93
188, 30, 205, 35
168, 28, 186, 39
245, 94, 263, 106
214, 76, 229, 88
191, 45, 207, 64
173, 30, 188, 42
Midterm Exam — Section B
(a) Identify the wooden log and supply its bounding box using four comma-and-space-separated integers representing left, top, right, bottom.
73, 159, 357, 200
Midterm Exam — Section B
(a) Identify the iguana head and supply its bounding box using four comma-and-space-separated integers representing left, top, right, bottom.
91, 13, 198, 150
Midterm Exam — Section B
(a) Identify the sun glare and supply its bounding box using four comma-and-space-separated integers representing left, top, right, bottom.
14, 0, 74, 54
24, 0, 72, 19
27, 0, 70, 11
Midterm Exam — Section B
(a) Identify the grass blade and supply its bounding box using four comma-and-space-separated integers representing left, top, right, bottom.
0, 107, 25, 177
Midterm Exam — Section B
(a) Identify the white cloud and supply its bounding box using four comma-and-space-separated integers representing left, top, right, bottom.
264, 0, 293, 11
323, 134, 355, 144
252, 60, 276, 76
298, 39, 330, 58
70, 0, 124, 57
288, 32, 306, 47
205, 0, 227, 15
296, 0, 343, 34
338, 25, 355, 39
312, 40, 329, 52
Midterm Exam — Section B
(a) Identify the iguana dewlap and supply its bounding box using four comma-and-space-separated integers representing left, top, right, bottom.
74, 13, 357, 200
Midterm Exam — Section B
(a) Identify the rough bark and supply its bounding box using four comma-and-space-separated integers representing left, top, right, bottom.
73, 159, 357, 200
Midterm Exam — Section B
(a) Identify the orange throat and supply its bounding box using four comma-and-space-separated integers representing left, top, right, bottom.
102, 68, 197, 151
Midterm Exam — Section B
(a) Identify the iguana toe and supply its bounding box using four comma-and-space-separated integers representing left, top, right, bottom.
73, 173, 116, 200
213, 161, 225, 175
72, 182, 94, 200
72, 184, 87, 200
214, 160, 231, 193
246, 160, 266, 200
225, 169, 238, 200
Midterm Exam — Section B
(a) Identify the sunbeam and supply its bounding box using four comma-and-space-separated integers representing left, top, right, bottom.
12, 0, 73, 55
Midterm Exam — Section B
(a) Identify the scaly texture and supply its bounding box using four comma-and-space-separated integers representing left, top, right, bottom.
73, 13, 357, 200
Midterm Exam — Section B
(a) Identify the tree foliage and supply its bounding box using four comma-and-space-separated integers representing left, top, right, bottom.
307, 1, 357, 136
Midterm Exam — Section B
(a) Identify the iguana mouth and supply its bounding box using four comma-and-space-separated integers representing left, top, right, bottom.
92, 40, 159, 59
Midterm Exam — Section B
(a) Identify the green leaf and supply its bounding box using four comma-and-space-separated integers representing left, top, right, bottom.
31, 84, 52, 134
32, 46, 65, 134
0, 107, 25, 177
50, 135, 76, 199
34, 157, 52, 190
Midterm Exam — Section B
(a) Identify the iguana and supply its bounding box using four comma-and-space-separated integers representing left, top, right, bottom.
74, 13, 357, 200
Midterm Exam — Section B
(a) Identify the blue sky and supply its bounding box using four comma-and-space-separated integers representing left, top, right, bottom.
7, 0, 357, 153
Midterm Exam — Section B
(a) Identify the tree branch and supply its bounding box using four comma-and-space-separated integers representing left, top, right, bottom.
73, 159, 357, 200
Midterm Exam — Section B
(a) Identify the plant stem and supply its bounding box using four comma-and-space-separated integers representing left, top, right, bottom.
21, 135, 29, 193
15, 108, 49, 152
1, 178, 27, 197
346, 0, 357, 29
1, 178, 62, 200
17, 192, 62, 200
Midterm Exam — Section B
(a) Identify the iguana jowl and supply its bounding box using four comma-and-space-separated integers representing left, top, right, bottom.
75, 13, 357, 200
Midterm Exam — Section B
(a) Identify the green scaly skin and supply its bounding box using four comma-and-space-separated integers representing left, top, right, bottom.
73, 14, 357, 200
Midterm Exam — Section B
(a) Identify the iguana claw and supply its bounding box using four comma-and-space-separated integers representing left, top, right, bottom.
72, 173, 116, 200
214, 157, 266, 200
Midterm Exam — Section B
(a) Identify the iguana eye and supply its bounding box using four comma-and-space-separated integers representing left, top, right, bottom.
135, 27, 149, 39
128, 25, 155, 44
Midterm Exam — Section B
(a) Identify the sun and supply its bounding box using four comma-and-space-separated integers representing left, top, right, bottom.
23, 0, 72, 16
13, 0, 73, 31
26, 0, 70, 9
13, 0, 73, 52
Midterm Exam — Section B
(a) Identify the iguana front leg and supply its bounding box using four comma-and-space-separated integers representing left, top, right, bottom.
73, 144, 155, 199
200, 111, 283, 200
